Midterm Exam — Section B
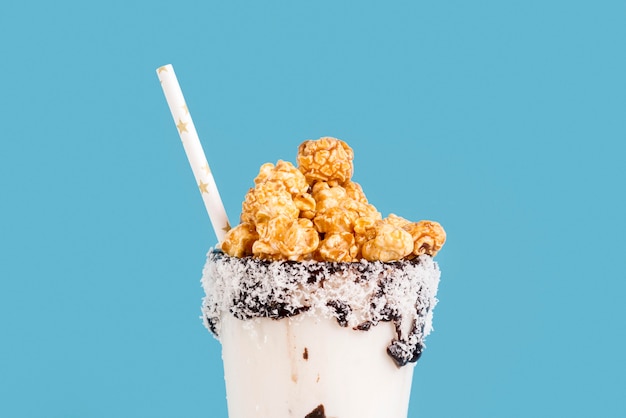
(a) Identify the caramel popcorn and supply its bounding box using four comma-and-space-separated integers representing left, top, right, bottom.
293, 193, 316, 217
353, 216, 378, 256
219, 137, 446, 263
253, 216, 318, 260
252, 216, 287, 258
317, 232, 358, 262
311, 182, 380, 238
221, 223, 258, 258
314, 206, 356, 234
361, 222, 415, 262
403, 220, 446, 257
243, 182, 299, 225
311, 181, 347, 211
383, 213, 411, 228
254, 163, 275, 185
343, 197, 381, 220
297, 137, 354, 184
278, 218, 320, 260
254, 160, 309, 196
354, 216, 378, 240
344, 181, 368, 203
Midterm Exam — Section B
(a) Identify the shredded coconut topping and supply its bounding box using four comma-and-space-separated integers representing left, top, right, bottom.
201, 250, 441, 366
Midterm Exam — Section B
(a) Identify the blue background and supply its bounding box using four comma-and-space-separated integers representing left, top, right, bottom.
1, 1, 625, 417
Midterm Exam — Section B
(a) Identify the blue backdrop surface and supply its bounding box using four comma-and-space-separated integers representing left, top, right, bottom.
1, 1, 625, 417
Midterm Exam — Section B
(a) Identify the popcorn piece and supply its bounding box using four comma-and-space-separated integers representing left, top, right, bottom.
294, 193, 316, 218
311, 181, 347, 211
404, 220, 446, 257
343, 198, 381, 220
278, 218, 319, 260
383, 213, 411, 228
354, 216, 378, 240
312, 182, 376, 214
311, 182, 380, 235
220, 223, 258, 258
297, 137, 354, 184
254, 162, 275, 185
255, 160, 309, 196
314, 206, 355, 234
344, 181, 368, 203
243, 182, 299, 225
242, 160, 309, 224
240, 188, 257, 224
252, 216, 289, 257
361, 222, 414, 262
318, 232, 358, 262
253, 216, 318, 261
353, 216, 378, 255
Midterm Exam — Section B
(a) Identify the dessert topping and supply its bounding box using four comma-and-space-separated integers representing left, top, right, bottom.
220, 137, 445, 261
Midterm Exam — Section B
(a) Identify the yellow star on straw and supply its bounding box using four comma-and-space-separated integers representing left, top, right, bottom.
222, 222, 231, 232
182, 104, 189, 115
201, 163, 211, 174
198, 180, 209, 194
176, 119, 188, 134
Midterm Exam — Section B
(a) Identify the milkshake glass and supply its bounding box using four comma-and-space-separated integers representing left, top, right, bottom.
202, 250, 441, 418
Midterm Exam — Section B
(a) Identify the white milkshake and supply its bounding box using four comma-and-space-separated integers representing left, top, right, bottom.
221, 316, 413, 418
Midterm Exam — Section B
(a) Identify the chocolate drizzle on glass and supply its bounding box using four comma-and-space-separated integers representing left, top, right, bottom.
202, 250, 440, 367
304, 404, 326, 418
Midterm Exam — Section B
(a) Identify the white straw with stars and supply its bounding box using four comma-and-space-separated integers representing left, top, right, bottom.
156, 64, 230, 242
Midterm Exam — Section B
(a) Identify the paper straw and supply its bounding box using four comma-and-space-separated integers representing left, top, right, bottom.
156, 64, 230, 243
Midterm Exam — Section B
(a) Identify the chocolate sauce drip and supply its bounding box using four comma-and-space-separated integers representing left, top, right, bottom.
326, 300, 351, 327
354, 321, 372, 331
205, 316, 219, 335
303, 347, 309, 360
388, 340, 424, 367
305, 404, 326, 418
304, 264, 327, 284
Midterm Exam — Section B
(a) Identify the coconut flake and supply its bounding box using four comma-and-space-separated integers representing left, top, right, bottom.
201, 250, 441, 366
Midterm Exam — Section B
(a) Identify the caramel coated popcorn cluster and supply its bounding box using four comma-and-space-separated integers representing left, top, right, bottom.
221, 137, 445, 262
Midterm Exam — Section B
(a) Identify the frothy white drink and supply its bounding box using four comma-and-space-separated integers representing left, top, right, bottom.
222, 315, 414, 418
